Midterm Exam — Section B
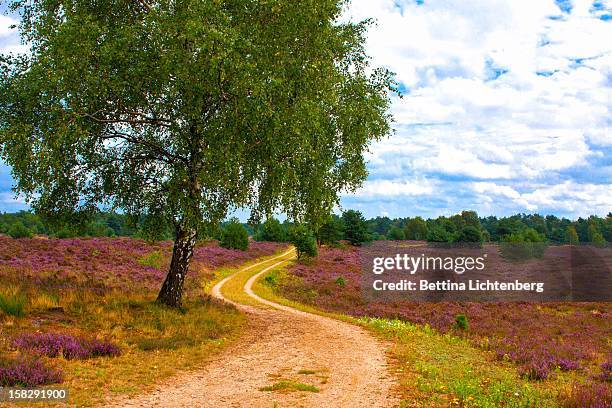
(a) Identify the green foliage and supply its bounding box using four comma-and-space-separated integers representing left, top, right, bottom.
255, 217, 286, 242
404, 217, 428, 240
426, 218, 459, 243
456, 225, 483, 243
342, 210, 371, 246
565, 225, 579, 244
367, 216, 393, 237
500, 228, 547, 260
521, 228, 547, 244
587, 222, 606, 246
318, 215, 345, 245
334, 276, 346, 287
260, 380, 320, 393
0, 211, 138, 239
387, 226, 405, 240
7, 221, 33, 239
426, 225, 454, 243
0, 0, 395, 243
264, 272, 278, 286
138, 251, 167, 270
290, 224, 318, 260
590, 231, 606, 246
495, 217, 524, 238
455, 314, 469, 331
0, 290, 26, 317
220, 219, 249, 251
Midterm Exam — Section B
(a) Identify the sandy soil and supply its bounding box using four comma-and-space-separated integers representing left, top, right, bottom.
108, 253, 399, 407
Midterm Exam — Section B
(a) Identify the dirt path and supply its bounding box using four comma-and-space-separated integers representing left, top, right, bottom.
110, 251, 398, 407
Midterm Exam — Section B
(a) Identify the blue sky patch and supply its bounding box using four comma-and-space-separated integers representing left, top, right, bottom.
555, 0, 573, 14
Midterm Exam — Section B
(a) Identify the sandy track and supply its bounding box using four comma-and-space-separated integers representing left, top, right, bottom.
109, 251, 398, 407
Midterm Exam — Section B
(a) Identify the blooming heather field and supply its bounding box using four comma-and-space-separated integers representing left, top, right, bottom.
276, 245, 611, 407
0, 236, 284, 405
0, 236, 283, 292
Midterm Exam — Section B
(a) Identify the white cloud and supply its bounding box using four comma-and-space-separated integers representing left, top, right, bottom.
341, 0, 612, 217
0, 192, 26, 204
0, 15, 16, 38
0, 14, 27, 55
353, 178, 435, 198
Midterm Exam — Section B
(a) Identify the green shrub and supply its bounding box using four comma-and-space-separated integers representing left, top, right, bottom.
138, 250, 166, 269
457, 225, 483, 243
455, 314, 469, 330
342, 210, 371, 246
55, 226, 78, 239
7, 221, 33, 239
318, 216, 345, 245
404, 217, 428, 240
591, 232, 606, 246
334, 276, 346, 287
426, 225, 455, 243
290, 224, 317, 259
0, 291, 26, 317
500, 228, 547, 260
565, 225, 579, 244
387, 226, 405, 240
255, 217, 286, 242
264, 271, 278, 286
220, 219, 249, 250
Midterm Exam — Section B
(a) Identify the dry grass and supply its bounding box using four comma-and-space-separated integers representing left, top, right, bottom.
259, 380, 320, 393
0, 238, 289, 406
1, 288, 246, 407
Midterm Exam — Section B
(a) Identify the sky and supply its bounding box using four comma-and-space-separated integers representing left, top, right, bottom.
0, 0, 611, 219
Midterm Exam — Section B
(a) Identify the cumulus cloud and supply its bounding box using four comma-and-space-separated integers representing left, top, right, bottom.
354, 178, 435, 198
0, 15, 16, 38
340, 0, 612, 218
0, 2, 609, 218
0, 13, 27, 54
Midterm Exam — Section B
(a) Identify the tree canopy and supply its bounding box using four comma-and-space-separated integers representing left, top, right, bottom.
0, 0, 395, 306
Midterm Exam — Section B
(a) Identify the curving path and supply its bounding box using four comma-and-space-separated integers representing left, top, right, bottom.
110, 250, 398, 407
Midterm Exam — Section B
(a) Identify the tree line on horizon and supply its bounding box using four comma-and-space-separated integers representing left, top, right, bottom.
2, 210, 609, 247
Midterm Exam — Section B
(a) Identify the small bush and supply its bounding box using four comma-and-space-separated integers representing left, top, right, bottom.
0, 357, 62, 387
138, 250, 166, 269
7, 221, 33, 239
220, 219, 249, 251
454, 314, 469, 330
334, 276, 346, 287
264, 272, 278, 286
290, 224, 317, 259
0, 289, 26, 317
12, 333, 121, 360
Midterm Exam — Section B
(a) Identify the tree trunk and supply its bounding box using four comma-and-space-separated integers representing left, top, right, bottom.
156, 225, 197, 308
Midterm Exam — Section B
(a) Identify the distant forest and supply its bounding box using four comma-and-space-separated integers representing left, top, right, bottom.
1, 210, 609, 246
